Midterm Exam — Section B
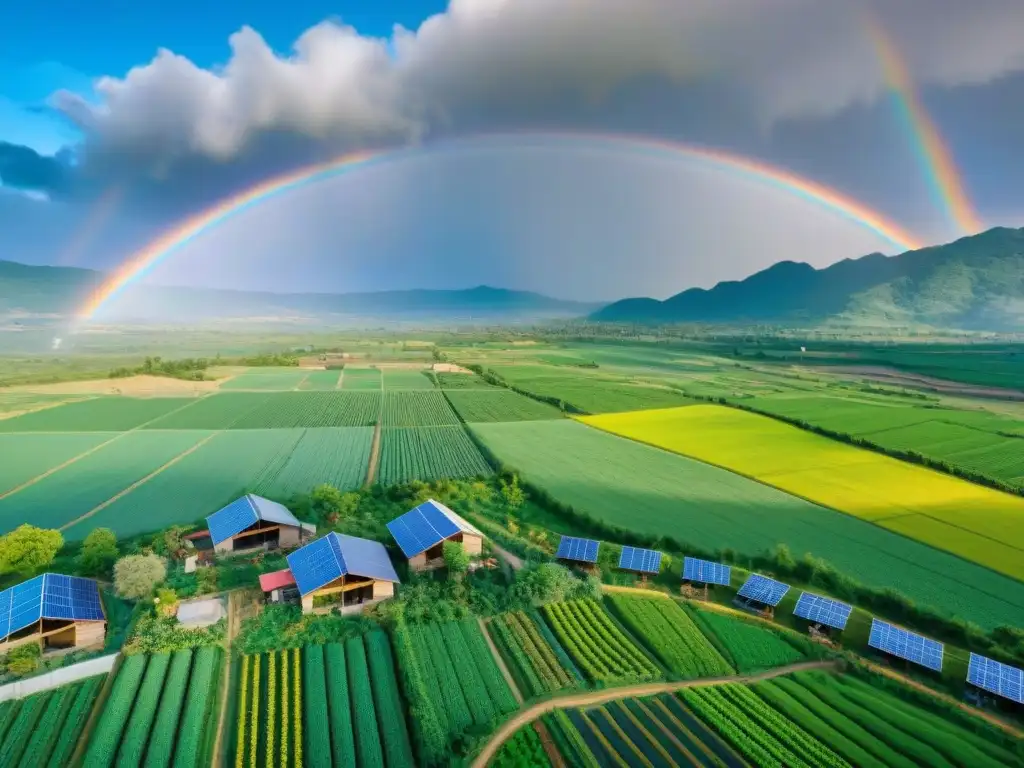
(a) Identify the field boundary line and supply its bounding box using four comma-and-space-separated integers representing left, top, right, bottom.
58, 431, 221, 532
469, 659, 839, 767
294, 372, 310, 391
480, 617, 523, 704
335, 369, 344, 390
365, 421, 382, 487
0, 433, 127, 501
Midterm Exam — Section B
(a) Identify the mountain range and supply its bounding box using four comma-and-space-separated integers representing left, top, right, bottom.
593, 226, 1024, 331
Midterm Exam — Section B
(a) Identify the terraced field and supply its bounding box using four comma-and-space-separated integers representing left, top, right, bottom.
582, 405, 1024, 581
470, 419, 1024, 630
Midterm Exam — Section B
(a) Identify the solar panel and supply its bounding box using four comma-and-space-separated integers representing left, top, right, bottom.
287, 533, 400, 596
332, 533, 399, 583
868, 619, 944, 672
737, 574, 790, 606
617, 546, 662, 574
206, 496, 258, 545
967, 653, 1024, 704
386, 499, 478, 558
793, 591, 852, 630
0, 574, 103, 640
556, 536, 600, 563
682, 557, 731, 586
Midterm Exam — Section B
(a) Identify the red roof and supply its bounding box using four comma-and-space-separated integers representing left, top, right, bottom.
259, 569, 296, 592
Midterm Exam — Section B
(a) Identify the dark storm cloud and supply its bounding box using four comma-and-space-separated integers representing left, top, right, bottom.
0, 141, 70, 195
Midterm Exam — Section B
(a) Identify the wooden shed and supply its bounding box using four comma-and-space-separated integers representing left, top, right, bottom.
206, 494, 306, 555
0, 574, 106, 654
285, 532, 400, 614
386, 499, 484, 571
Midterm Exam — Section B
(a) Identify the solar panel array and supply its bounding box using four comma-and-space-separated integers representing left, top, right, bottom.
682, 557, 731, 586
967, 653, 1023, 704
287, 532, 399, 596
793, 591, 853, 630
206, 496, 258, 545
387, 501, 460, 558
618, 546, 662, 574
737, 573, 790, 606
0, 574, 103, 640
556, 536, 600, 563
868, 619, 944, 672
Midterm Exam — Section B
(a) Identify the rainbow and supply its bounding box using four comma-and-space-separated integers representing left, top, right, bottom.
75, 133, 925, 322
865, 16, 983, 235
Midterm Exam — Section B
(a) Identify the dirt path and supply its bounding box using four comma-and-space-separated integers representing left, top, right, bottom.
479, 617, 523, 705
470, 660, 839, 767
335, 370, 345, 390
492, 543, 524, 572
210, 591, 240, 768
365, 420, 382, 487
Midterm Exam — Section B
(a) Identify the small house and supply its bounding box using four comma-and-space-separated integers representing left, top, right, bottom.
285, 532, 400, 613
206, 494, 305, 555
0, 574, 106, 653
386, 499, 484, 571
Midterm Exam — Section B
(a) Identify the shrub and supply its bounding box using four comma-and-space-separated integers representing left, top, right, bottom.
114, 554, 167, 600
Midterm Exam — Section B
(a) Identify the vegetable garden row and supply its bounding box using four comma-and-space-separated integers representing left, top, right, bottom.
487, 610, 582, 698
377, 427, 493, 485
382, 391, 459, 426
443, 390, 564, 423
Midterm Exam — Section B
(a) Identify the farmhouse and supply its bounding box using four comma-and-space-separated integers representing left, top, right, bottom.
281, 532, 400, 613
0, 574, 106, 653
206, 494, 305, 554
386, 499, 483, 571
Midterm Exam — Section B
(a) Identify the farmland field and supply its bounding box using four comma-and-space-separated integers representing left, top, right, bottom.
219, 369, 309, 390
297, 369, 342, 390
489, 723, 551, 768
470, 419, 1024, 630
687, 606, 805, 673
582, 405, 1024, 581
377, 426, 492, 485
436, 372, 499, 389
142, 393, 271, 429
0, 391, 82, 415
0, 396, 195, 432
606, 595, 733, 678
341, 368, 382, 390
542, 599, 661, 684
0, 674, 104, 767
234, 648, 308, 768
83, 647, 222, 768
230, 392, 381, 428
382, 368, 434, 390
487, 611, 581, 698
444, 389, 564, 423
0, 429, 211, 534
253, 427, 373, 496
382, 391, 459, 426
0, 432, 113, 494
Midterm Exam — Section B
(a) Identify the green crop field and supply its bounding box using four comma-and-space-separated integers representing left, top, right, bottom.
231, 392, 381, 428
487, 611, 581, 698
0, 396, 194, 432
606, 595, 733, 679
382, 368, 434, 390
252, 427, 372, 496
0, 430, 210, 534
62, 429, 306, 539
340, 368, 382, 390
0, 392, 82, 414
377, 426, 492, 485
382, 391, 459, 426
0, 432, 113, 494
83, 648, 221, 768
0, 674, 104, 767
489, 723, 551, 768
297, 369, 342, 390
444, 390, 564, 423
542, 599, 661, 684
219, 370, 309, 390
687, 606, 805, 673
142, 392, 271, 429
470, 419, 1024, 630
436, 372, 499, 389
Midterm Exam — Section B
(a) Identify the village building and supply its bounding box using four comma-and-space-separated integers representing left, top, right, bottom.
386, 499, 483, 571
0, 574, 106, 653
205, 494, 305, 554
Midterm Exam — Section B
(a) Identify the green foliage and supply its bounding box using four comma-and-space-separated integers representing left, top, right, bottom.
46, 675, 105, 768
301, 645, 332, 768
442, 540, 471, 575
0, 524, 62, 575
391, 626, 446, 766
688, 608, 804, 673
233, 603, 375, 654
114, 553, 167, 600
172, 646, 221, 768
84, 653, 149, 766
365, 631, 415, 768
124, 614, 224, 654
115, 652, 171, 766
324, 643, 358, 768
378, 426, 493, 485
346, 636, 385, 768
0, 691, 48, 766
310, 484, 361, 525
490, 724, 551, 768
509, 562, 600, 607
144, 650, 194, 768
500, 474, 526, 508
78, 528, 119, 576
489, 611, 576, 698
2, 642, 41, 677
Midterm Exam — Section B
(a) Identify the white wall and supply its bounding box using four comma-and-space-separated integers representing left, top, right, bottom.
0, 653, 117, 702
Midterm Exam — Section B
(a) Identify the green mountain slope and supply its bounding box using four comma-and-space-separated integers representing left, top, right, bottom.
593, 226, 1024, 330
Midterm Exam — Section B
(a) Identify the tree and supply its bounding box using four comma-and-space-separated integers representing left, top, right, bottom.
500, 475, 525, 510
310, 485, 358, 525
78, 528, 119, 576
3, 644, 40, 677
0, 525, 63, 575
114, 553, 167, 600
442, 541, 470, 578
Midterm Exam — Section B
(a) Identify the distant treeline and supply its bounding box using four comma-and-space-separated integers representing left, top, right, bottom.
235, 353, 300, 367
110, 356, 209, 381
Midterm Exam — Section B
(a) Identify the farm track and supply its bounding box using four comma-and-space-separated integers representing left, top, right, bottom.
366, 420, 382, 486
470, 660, 839, 768
335, 370, 345, 389
210, 591, 241, 768
480, 617, 524, 705
0, 395, 210, 502
533, 720, 567, 768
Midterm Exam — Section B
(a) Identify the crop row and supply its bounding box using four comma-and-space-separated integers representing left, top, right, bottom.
688, 607, 804, 673
382, 369, 436, 390
542, 599, 659, 684
488, 611, 576, 698
0, 396, 190, 432
341, 369, 383, 390
298, 370, 342, 391
606, 595, 733, 679
252, 427, 373, 496
444, 390, 564, 423
382, 391, 458, 426
220, 371, 310, 390
235, 649, 302, 768
377, 426, 492, 485
490, 723, 552, 768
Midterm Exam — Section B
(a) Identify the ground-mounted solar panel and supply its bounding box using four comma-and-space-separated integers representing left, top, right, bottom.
556, 536, 600, 563
967, 653, 1024, 704
682, 557, 731, 586
618, 546, 662, 574
868, 619, 944, 672
793, 591, 852, 631
737, 573, 790, 607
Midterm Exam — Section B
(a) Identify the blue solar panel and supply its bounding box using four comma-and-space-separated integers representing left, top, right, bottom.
287, 533, 400, 596
737, 574, 790, 606
618, 546, 662, 574
968, 653, 1024, 704
868, 619, 944, 672
419, 501, 460, 539
556, 536, 599, 563
0, 574, 103, 640
333, 533, 399, 583
682, 557, 731, 586
206, 496, 258, 545
386, 500, 477, 558
793, 591, 852, 630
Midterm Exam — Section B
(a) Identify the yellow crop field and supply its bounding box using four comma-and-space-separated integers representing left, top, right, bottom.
581, 405, 1024, 581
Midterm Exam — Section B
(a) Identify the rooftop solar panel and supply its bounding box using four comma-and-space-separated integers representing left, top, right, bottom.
682, 557, 731, 586
0, 574, 103, 640
868, 619, 944, 672
386, 499, 480, 558
737, 573, 790, 606
617, 546, 662, 574
286, 532, 400, 597
556, 536, 600, 563
967, 653, 1024, 704
793, 591, 853, 630
206, 494, 302, 545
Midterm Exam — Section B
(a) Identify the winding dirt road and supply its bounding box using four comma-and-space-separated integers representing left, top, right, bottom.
470, 659, 840, 768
